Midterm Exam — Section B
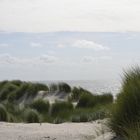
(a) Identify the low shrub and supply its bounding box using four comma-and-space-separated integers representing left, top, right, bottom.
30, 99, 50, 113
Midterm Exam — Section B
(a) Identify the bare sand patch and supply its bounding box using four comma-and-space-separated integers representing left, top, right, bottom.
0, 119, 114, 140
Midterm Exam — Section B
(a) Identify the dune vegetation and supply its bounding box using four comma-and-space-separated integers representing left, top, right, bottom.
0, 80, 113, 123
110, 67, 140, 140
1, 67, 140, 139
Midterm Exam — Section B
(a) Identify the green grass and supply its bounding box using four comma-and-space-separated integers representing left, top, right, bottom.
122, 123, 140, 140
0, 83, 18, 100
24, 109, 40, 123
71, 104, 111, 122
0, 104, 8, 121
49, 83, 58, 92
58, 82, 71, 93
50, 101, 74, 117
110, 67, 140, 137
0, 80, 113, 124
76, 93, 113, 108
0, 81, 49, 101
30, 99, 50, 113
70, 87, 92, 101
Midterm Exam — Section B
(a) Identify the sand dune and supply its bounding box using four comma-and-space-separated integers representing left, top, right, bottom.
0, 119, 114, 140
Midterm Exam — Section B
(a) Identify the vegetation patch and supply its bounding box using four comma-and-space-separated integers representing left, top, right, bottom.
110, 67, 140, 138
30, 99, 50, 113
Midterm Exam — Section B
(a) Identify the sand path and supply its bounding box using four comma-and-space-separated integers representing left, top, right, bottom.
0, 120, 114, 140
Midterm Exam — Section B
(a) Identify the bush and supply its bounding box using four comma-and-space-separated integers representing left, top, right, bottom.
0, 104, 8, 121
51, 101, 73, 116
110, 67, 140, 137
24, 109, 40, 123
30, 99, 50, 113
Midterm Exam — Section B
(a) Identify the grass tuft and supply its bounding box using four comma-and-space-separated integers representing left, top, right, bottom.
24, 109, 40, 123
110, 66, 140, 137
0, 104, 8, 121
30, 99, 50, 113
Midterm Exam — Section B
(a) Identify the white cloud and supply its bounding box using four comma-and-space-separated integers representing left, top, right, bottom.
57, 44, 65, 48
82, 56, 112, 63
30, 42, 42, 48
0, 54, 58, 65
72, 40, 109, 51
0, 43, 9, 47
39, 55, 58, 63
82, 56, 95, 63
0, 0, 140, 32
0, 54, 18, 64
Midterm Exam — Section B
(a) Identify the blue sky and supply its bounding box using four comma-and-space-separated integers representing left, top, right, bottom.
0, 0, 140, 81
0, 32, 140, 81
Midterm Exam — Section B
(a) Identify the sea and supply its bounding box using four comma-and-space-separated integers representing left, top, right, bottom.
41, 79, 122, 97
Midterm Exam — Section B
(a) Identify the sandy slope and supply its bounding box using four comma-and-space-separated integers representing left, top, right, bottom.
0, 119, 114, 140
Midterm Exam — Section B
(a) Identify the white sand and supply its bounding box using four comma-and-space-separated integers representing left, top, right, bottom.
0, 119, 114, 140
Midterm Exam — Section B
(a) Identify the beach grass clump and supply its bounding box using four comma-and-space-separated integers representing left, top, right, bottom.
14, 82, 29, 100
49, 83, 58, 92
30, 99, 50, 113
53, 117, 65, 124
3, 102, 24, 122
71, 87, 82, 101
110, 67, 140, 137
77, 93, 113, 108
0, 83, 18, 100
122, 123, 140, 140
71, 104, 110, 122
50, 101, 74, 117
97, 93, 113, 104
58, 82, 71, 93
10, 80, 23, 87
14, 82, 48, 100
76, 94, 96, 108
24, 109, 40, 123
0, 80, 9, 89
70, 87, 92, 101
0, 104, 8, 121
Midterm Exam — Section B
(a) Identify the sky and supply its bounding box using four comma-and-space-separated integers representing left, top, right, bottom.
0, 0, 140, 81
